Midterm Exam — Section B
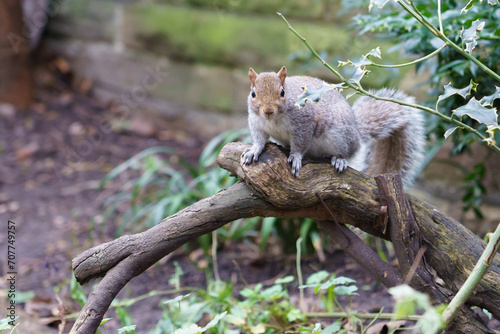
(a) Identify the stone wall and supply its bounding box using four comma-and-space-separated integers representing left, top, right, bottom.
45, 1, 409, 120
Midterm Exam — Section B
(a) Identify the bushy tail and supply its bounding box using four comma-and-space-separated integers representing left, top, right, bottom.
352, 88, 426, 188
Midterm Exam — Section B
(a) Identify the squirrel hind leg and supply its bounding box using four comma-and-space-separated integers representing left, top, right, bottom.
331, 156, 348, 173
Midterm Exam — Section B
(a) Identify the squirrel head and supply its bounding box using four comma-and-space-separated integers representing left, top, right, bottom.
248, 66, 287, 119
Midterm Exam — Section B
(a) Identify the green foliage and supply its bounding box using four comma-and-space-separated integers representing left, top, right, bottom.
70, 273, 87, 308
337, 0, 500, 217
0, 318, 19, 334
389, 285, 445, 334
301, 271, 359, 313
98, 129, 245, 237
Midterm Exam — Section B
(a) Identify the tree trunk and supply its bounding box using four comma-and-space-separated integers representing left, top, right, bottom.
0, 0, 33, 107
69, 142, 500, 334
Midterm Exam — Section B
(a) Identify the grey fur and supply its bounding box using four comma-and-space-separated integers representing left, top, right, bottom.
242, 69, 425, 187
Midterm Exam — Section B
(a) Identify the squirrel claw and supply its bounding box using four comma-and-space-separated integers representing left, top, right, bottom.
331, 156, 348, 173
288, 153, 303, 177
241, 146, 263, 164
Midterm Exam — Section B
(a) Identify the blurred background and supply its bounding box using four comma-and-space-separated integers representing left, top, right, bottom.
0, 0, 499, 333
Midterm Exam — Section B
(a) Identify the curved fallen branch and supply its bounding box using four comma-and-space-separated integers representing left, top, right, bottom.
69, 142, 500, 333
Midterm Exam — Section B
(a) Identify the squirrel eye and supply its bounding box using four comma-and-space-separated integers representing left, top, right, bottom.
280, 88, 285, 97
251, 91, 256, 98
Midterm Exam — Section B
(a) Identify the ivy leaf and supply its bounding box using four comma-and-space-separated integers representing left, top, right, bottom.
461, 20, 485, 54
296, 83, 344, 108
437, 81, 476, 105
480, 86, 500, 106
453, 98, 498, 125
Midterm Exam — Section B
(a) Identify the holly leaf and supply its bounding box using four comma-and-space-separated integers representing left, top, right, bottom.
296, 83, 344, 108
366, 46, 382, 59
453, 98, 498, 125
461, 0, 479, 13
437, 81, 476, 105
461, 20, 485, 54
444, 127, 458, 139
348, 67, 369, 85
480, 86, 500, 106
369, 0, 392, 11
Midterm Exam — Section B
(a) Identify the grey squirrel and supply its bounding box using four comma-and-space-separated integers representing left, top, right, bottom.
241, 66, 426, 188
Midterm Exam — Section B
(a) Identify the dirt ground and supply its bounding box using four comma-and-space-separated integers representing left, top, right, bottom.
0, 60, 499, 333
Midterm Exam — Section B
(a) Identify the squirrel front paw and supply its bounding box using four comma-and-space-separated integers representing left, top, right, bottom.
241, 145, 263, 164
288, 153, 303, 177
331, 156, 348, 173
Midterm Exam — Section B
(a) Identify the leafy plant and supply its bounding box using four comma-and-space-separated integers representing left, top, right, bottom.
278, 0, 500, 329
343, 0, 500, 216
389, 285, 445, 334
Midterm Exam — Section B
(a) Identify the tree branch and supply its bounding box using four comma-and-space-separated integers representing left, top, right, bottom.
69, 143, 500, 333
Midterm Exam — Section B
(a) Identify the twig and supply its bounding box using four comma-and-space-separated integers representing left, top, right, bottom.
305, 311, 422, 321
442, 223, 500, 327
369, 44, 447, 68
277, 13, 500, 155
397, 0, 500, 83
296, 237, 305, 311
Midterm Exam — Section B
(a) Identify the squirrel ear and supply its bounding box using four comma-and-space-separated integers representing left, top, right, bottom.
277, 66, 287, 87
248, 67, 258, 87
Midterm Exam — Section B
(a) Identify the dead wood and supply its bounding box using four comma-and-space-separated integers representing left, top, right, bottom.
69, 142, 500, 334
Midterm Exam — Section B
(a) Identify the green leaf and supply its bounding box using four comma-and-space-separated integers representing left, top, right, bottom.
461, 0, 479, 13
461, 20, 485, 54
453, 98, 498, 125
389, 285, 432, 319
322, 321, 342, 333
331, 276, 356, 285
275, 275, 294, 285
306, 271, 331, 285
117, 325, 137, 333
366, 47, 382, 59
200, 312, 227, 331
369, 0, 392, 11
417, 308, 445, 334
259, 217, 276, 252
163, 293, 191, 304
334, 285, 359, 296
437, 81, 475, 105
295, 83, 344, 108
444, 127, 458, 139
348, 67, 369, 85
480, 86, 500, 106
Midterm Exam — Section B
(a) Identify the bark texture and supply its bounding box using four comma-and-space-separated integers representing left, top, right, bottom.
69, 142, 500, 334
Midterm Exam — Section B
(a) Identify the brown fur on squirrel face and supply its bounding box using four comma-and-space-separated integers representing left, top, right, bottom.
242, 66, 425, 188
